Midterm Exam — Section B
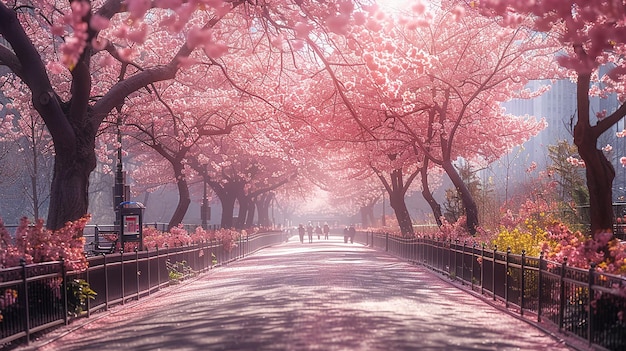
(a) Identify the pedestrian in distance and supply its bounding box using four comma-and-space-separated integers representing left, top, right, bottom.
315, 225, 322, 240
348, 224, 356, 244
343, 226, 349, 243
323, 223, 330, 240
298, 224, 305, 243
306, 222, 314, 243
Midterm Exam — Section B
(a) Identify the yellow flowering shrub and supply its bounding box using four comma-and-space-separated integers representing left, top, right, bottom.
492, 217, 549, 256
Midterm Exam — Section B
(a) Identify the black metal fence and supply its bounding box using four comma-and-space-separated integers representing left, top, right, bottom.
0, 230, 287, 348
355, 231, 626, 351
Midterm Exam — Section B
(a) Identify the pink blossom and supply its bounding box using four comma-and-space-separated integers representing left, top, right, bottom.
46, 62, 66, 75
326, 14, 350, 35
127, 24, 148, 44
203, 42, 228, 59
126, 0, 151, 20
89, 15, 110, 31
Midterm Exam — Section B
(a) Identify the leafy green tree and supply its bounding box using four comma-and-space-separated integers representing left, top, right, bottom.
547, 140, 589, 227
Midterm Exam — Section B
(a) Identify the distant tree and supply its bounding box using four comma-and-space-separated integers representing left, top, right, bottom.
478, 0, 626, 237
0, 81, 53, 220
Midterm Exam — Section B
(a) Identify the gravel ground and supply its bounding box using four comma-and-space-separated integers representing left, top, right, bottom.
19, 237, 575, 351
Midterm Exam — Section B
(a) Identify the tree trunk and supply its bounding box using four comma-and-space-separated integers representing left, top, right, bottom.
245, 198, 256, 228
359, 203, 376, 228
389, 169, 415, 236
441, 159, 478, 234
574, 71, 614, 236
360, 206, 370, 227
366, 203, 375, 227
47, 148, 96, 230
167, 164, 191, 231
421, 164, 443, 226
235, 196, 249, 229
389, 190, 413, 236
219, 194, 236, 229
257, 193, 273, 227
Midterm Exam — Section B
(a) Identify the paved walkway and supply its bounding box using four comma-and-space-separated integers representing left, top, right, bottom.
22, 237, 574, 350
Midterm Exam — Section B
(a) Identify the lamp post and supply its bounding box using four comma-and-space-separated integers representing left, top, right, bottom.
113, 114, 125, 230
201, 178, 209, 229
271, 193, 275, 229
382, 188, 386, 227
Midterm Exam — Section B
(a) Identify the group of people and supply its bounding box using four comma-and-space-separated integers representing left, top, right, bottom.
296, 223, 356, 244
297, 222, 330, 243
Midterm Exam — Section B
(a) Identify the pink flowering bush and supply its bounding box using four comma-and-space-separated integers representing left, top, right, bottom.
0, 216, 90, 321
541, 224, 626, 276
0, 216, 89, 271
141, 225, 241, 252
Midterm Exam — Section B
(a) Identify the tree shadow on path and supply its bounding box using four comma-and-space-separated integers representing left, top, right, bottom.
27, 237, 571, 351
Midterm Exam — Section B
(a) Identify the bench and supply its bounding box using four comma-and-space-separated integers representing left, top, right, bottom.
91, 227, 119, 254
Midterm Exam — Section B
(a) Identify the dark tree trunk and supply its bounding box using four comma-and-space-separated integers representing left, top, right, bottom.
47, 146, 96, 230
359, 203, 375, 228
421, 164, 443, 226
360, 206, 369, 227
366, 204, 375, 227
573, 70, 617, 237
236, 196, 249, 229
389, 169, 414, 236
374, 162, 418, 236
219, 194, 236, 229
245, 198, 256, 228
257, 193, 273, 227
441, 159, 478, 234
167, 164, 191, 231
389, 190, 413, 236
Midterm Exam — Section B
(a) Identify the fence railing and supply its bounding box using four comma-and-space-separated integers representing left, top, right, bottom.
0, 230, 287, 348
355, 231, 626, 351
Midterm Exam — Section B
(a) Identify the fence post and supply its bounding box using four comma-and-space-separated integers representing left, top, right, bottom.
587, 263, 595, 347
520, 250, 526, 317
450, 239, 459, 280
20, 258, 30, 345
61, 258, 68, 325
461, 240, 467, 285
492, 246, 497, 301
146, 247, 151, 296
480, 243, 485, 295
86, 257, 91, 317
558, 258, 568, 332
443, 239, 447, 272
384, 232, 388, 251
135, 248, 140, 301
103, 253, 109, 310
505, 247, 511, 308
537, 252, 543, 322
121, 249, 125, 305
156, 246, 160, 289
471, 243, 475, 290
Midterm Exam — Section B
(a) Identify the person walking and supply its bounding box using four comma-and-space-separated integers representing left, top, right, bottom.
315, 225, 322, 240
298, 224, 305, 243
323, 223, 330, 240
348, 224, 356, 244
306, 223, 314, 243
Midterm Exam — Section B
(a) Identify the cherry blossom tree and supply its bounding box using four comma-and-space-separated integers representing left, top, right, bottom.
477, 0, 626, 237
289, 1, 557, 235
0, 0, 375, 230
188, 133, 299, 229
363, 2, 558, 234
